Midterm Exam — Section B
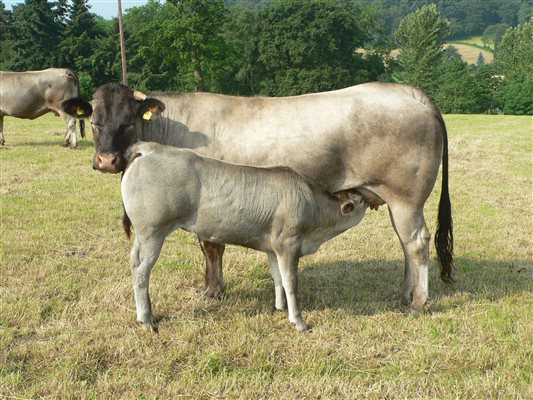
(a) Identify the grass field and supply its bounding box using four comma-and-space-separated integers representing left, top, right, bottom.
1, 113, 532, 399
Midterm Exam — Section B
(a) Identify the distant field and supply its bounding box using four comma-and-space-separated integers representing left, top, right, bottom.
1, 113, 532, 399
389, 36, 494, 64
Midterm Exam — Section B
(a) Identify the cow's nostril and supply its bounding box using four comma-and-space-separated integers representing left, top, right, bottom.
96, 153, 119, 172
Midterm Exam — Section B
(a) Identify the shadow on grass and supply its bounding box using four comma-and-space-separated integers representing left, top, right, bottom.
6, 139, 94, 149
220, 257, 532, 317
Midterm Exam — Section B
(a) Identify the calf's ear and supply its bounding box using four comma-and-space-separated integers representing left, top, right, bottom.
138, 98, 166, 121
62, 98, 93, 118
340, 201, 355, 215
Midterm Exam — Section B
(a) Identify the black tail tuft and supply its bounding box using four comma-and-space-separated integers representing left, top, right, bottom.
434, 114, 455, 283
123, 206, 132, 240
80, 120, 86, 138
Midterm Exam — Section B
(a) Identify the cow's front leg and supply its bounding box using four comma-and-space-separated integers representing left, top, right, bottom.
131, 235, 164, 332
198, 239, 225, 299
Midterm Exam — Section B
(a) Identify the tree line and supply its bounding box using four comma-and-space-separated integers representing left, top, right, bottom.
1, 0, 531, 115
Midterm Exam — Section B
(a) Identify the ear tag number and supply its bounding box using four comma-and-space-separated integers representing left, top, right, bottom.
76, 107, 85, 116
143, 111, 152, 121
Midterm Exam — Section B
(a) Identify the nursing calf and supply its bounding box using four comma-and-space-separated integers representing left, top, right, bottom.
122, 142, 368, 332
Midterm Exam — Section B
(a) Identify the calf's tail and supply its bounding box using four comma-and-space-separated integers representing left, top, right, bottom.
434, 114, 455, 282
123, 205, 132, 240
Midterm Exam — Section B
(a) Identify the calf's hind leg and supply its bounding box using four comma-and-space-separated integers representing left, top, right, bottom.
268, 252, 287, 311
131, 234, 165, 331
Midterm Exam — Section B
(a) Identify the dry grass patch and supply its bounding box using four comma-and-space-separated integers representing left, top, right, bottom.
1, 113, 532, 399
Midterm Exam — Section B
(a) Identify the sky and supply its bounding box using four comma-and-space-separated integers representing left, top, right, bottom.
4, 0, 150, 20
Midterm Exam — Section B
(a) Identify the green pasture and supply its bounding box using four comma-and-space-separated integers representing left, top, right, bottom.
1, 113, 532, 399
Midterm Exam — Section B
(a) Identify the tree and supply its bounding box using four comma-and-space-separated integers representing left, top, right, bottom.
255, 0, 378, 96
497, 18, 533, 77
8, 0, 64, 70
61, 0, 101, 72
496, 18, 533, 115
394, 4, 451, 98
481, 23, 510, 49
0, 1, 15, 69
220, 6, 261, 94
434, 47, 487, 114
158, 0, 230, 92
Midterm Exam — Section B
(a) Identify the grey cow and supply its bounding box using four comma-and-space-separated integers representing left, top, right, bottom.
121, 142, 368, 332
0, 68, 86, 147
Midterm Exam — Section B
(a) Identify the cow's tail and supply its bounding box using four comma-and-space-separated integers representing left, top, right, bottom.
79, 120, 86, 138
434, 114, 455, 282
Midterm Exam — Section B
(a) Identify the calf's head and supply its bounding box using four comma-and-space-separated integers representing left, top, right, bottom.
334, 191, 366, 216
62, 83, 165, 173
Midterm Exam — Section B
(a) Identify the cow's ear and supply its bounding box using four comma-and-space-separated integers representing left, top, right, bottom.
340, 201, 355, 215
62, 98, 93, 118
138, 98, 165, 121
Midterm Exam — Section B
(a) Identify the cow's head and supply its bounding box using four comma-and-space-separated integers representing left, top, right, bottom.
62, 83, 165, 173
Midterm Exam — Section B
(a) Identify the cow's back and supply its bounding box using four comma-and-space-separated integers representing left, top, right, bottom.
145, 83, 443, 203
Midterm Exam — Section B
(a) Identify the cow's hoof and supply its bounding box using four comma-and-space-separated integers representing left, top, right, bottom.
404, 308, 420, 318
201, 287, 223, 300
401, 292, 413, 306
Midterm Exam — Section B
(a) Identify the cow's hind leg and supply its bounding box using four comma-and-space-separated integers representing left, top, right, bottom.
388, 204, 431, 315
198, 239, 225, 299
60, 112, 77, 148
268, 252, 287, 311
0, 116, 5, 145
131, 234, 165, 331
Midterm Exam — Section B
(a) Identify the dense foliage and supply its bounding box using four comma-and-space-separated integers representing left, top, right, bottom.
0, 0, 531, 114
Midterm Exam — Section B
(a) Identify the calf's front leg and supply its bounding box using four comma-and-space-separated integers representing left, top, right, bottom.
131, 235, 165, 332
198, 239, 225, 299
276, 251, 309, 332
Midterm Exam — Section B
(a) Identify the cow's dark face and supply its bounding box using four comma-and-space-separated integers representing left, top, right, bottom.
89, 83, 165, 173
63, 83, 165, 173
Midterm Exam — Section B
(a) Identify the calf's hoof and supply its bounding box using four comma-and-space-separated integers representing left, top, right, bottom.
292, 319, 311, 333
138, 318, 158, 333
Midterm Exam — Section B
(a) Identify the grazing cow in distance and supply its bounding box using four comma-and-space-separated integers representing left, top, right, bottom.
0, 68, 87, 147
62, 81, 454, 316
122, 141, 368, 332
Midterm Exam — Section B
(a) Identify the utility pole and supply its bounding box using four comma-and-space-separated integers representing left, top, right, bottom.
117, 0, 128, 86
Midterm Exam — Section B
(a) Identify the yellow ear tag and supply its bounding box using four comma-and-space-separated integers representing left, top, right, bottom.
142, 111, 152, 120
76, 107, 85, 116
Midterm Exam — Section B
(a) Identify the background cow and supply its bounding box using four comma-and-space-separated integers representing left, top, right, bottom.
0, 68, 86, 147
122, 141, 368, 332
62, 81, 454, 316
